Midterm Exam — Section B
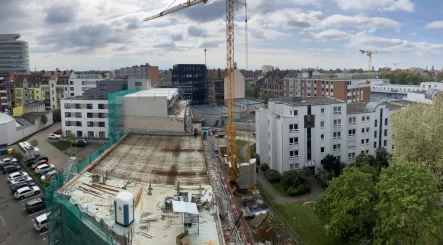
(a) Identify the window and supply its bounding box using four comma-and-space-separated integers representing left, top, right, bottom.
321, 147, 325, 153
98, 113, 105, 118
361, 139, 365, 145
75, 103, 81, 109
366, 127, 370, 133
86, 104, 93, 109
100, 84, 107, 90
384, 129, 388, 136
374, 142, 377, 148
99, 122, 105, 127
75, 112, 82, 118
289, 164, 295, 170
77, 131, 83, 137
99, 131, 106, 138
333, 132, 341, 139
362, 116, 365, 122
70, 93, 74, 96
320, 121, 325, 128
367, 116, 370, 121
76, 121, 82, 127
289, 137, 299, 145
333, 119, 341, 127
349, 129, 356, 136
70, 87, 74, 91
374, 131, 377, 138
291, 110, 298, 116
321, 108, 324, 115
321, 134, 324, 141
366, 139, 369, 144
348, 152, 356, 160
349, 117, 356, 124
384, 140, 387, 146
65, 112, 71, 118
65, 121, 71, 126
385, 118, 388, 126
361, 128, 365, 133
87, 113, 93, 118
374, 120, 377, 127
289, 124, 298, 132
333, 144, 341, 151
87, 121, 93, 127
64, 103, 71, 110
366, 150, 369, 154
82, 81, 86, 85
88, 131, 94, 138
135, 82, 142, 86
289, 150, 298, 158
333, 107, 342, 114
98, 104, 105, 109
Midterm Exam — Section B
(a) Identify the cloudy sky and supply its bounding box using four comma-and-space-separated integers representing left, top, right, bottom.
2, 0, 443, 71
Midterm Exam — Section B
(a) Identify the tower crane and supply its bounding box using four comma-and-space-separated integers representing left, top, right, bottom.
143, 0, 243, 188
359, 49, 377, 72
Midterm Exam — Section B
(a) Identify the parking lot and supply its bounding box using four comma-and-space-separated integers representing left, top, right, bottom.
0, 157, 47, 245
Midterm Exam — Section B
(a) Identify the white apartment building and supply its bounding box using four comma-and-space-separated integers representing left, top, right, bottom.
256, 96, 412, 173
61, 98, 108, 139
370, 81, 443, 102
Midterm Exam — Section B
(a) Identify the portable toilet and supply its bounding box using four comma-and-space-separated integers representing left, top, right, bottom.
114, 191, 134, 227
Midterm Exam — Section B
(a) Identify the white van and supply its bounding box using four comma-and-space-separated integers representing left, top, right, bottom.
34, 213, 48, 232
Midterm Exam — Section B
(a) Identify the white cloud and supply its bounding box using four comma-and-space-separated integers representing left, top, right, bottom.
301, 39, 312, 42
320, 15, 401, 32
305, 48, 337, 52
425, 21, 443, 29
311, 29, 351, 40
334, 0, 414, 12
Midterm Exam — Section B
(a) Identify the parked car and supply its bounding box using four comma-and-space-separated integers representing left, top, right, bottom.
34, 213, 48, 232
48, 134, 61, 139
7, 171, 29, 182
72, 139, 88, 147
14, 186, 40, 199
41, 170, 57, 183
32, 160, 48, 169
0, 157, 17, 164
54, 129, 62, 135
35, 164, 55, 174
10, 176, 33, 185
25, 197, 46, 213
2, 165, 21, 174
11, 182, 36, 194
25, 158, 37, 167
35, 156, 49, 162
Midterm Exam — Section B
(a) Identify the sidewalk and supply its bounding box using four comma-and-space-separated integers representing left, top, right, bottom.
256, 169, 324, 204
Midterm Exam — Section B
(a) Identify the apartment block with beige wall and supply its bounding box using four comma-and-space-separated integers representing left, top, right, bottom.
284, 74, 371, 103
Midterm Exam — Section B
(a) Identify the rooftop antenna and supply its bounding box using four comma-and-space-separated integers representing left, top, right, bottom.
204, 49, 207, 67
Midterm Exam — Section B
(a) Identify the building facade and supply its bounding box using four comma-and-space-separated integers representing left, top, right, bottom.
256, 97, 410, 173
0, 34, 30, 74
61, 98, 109, 138
116, 63, 159, 85
172, 64, 207, 105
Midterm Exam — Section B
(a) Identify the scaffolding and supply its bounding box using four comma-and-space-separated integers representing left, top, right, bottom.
45, 88, 139, 245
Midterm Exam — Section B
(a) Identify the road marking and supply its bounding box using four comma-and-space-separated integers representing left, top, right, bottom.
40, 231, 48, 236
0, 214, 6, 228
18, 194, 42, 203
28, 210, 45, 217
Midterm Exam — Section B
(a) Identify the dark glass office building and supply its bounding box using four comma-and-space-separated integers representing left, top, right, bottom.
172, 64, 207, 105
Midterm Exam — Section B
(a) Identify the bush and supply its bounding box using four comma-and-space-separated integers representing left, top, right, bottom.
287, 184, 309, 196
299, 167, 312, 178
260, 163, 269, 171
318, 169, 334, 188
264, 169, 281, 183
281, 170, 304, 190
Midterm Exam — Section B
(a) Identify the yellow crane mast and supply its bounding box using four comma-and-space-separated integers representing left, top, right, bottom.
143, 0, 242, 187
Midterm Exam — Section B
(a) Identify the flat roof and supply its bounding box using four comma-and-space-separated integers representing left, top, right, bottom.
272, 96, 344, 106
90, 134, 209, 185
383, 100, 414, 110
191, 105, 242, 115
125, 88, 178, 100
0, 113, 14, 124
346, 103, 368, 114
235, 98, 263, 105
346, 100, 414, 114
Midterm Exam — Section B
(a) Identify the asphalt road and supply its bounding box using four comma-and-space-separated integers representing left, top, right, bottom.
0, 157, 47, 245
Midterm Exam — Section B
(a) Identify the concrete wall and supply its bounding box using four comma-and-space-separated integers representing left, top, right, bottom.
128, 79, 151, 91
224, 69, 245, 100
123, 95, 168, 118
124, 117, 185, 132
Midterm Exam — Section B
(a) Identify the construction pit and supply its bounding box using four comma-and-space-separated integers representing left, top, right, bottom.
60, 134, 221, 245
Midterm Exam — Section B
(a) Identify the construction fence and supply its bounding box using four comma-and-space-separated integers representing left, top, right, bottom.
45, 88, 139, 245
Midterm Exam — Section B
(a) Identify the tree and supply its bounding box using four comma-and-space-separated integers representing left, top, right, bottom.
436, 72, 443, 82
52, 109, 61, 123
67, 132, 76, 142
374, 162, 443, 244
40, 114, 48, 125
379, 72, 396, 84
374, 147, 391, 170
390, 93, 443, 183
30, 139, 39, 147
260, 94, 273, 104
355, 154, 376, 167
321, 154, 344, 177
315, 167, 377, 241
